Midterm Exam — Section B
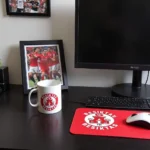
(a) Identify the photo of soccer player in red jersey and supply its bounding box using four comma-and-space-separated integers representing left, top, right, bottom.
6, 0, 50, 16
24, 45, 63, 89
20, 40, 68, 94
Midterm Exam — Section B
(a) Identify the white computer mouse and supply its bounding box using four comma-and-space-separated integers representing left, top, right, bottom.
126, 112, 150, 129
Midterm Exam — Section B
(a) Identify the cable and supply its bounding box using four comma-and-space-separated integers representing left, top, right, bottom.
145, 71, 149, 85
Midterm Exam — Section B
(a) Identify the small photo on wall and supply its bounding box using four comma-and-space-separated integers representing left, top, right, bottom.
20, 40, 68, 94
6, 0, 50, 16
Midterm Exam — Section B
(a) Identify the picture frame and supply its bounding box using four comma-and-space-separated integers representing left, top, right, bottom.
6, 0, 50, 17
20, 40, 68, 94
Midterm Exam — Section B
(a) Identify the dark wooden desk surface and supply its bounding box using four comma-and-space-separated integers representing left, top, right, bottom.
0, 85, 150, 150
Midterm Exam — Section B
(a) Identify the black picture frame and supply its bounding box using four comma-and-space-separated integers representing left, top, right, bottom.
6, 0, 50, 17
20, 40, 68, 94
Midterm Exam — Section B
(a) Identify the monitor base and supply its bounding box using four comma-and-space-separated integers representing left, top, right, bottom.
112, 83, 150, 99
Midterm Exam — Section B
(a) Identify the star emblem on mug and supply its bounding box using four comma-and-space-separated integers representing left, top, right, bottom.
41, 93, 58, 111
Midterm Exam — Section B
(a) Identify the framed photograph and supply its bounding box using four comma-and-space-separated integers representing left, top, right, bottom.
6, 0, 50, 17
20, 40, 68, 94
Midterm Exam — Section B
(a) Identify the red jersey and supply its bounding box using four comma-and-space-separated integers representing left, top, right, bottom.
47, 52, 53, 67
48, 51, 59, 66
40, 0, 44, 5
47, 51, 53, 57
38, 54, 49, 72
28, 52, 39, 67
53, 51, 59, 65
54, 55, 59, 65
52, 51, 56, 57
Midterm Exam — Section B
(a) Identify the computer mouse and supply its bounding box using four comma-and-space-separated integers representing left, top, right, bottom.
126, 112, 150, 129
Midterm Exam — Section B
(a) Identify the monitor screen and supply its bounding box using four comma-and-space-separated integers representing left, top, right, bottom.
75, 0, 150, 69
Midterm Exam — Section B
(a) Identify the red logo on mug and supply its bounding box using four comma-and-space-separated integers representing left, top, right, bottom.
41, 93, 58, 111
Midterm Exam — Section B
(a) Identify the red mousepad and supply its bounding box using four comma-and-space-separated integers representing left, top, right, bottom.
70, 108, 150, 139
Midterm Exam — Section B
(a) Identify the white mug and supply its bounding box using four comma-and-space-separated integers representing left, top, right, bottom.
28, 80, 62, 114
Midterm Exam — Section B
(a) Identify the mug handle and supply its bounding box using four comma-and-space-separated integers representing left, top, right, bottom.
28, 88, 38, 107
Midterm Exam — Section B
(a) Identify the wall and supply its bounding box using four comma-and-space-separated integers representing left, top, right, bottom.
0, 0, 149, 87
0, 0, 52, 85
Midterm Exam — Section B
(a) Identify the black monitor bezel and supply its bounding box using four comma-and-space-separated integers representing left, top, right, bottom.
75, 0, 150, 71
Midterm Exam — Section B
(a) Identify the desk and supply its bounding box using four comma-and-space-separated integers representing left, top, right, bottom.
0, 85, 150, 150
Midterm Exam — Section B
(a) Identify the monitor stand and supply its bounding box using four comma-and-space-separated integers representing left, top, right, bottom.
112, 70, 150, 98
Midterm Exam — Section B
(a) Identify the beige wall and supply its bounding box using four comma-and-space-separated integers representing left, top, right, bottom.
0, 0, 149, 87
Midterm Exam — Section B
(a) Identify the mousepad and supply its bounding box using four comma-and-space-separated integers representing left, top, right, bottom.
70, 108, 150, 139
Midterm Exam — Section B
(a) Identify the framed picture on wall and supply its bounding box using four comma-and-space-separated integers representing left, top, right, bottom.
6, 0, 50, 17
20, 40, 68, 94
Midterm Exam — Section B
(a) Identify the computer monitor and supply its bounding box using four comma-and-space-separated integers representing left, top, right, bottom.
75, 0, 150, 98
